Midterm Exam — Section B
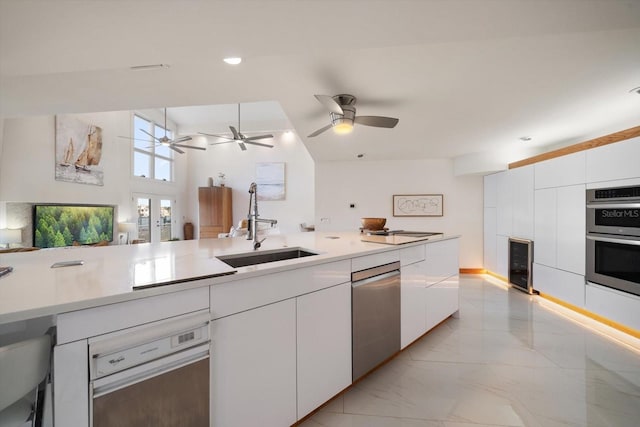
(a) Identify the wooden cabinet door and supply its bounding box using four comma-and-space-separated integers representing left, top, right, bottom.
198, 187, 232, 238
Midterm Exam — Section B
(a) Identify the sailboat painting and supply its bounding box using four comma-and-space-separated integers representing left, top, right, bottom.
55, 115, 104, 185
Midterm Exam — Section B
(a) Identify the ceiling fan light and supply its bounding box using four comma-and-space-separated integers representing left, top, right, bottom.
333, 122, 354, 134
223, 57, 242, 65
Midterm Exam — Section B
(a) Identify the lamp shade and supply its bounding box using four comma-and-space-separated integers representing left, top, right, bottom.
0, 228, 22, 244
118, 222, 137, 233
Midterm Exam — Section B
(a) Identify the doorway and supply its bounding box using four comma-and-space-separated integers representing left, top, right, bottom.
134, 195, 175, 243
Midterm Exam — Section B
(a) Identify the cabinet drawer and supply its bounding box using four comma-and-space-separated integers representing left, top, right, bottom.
351, 250, 399, 272
211, 260, 350, 319
57, 286, 210, 344
400, 244, 426, 266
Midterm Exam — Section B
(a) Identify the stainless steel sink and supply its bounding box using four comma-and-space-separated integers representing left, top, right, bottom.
217, 247, 319, 268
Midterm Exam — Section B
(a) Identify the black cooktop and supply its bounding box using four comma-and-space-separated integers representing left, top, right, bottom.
366, 230, 442, 238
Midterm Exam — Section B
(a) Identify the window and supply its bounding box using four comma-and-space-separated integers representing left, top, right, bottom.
132, 114, 174, 181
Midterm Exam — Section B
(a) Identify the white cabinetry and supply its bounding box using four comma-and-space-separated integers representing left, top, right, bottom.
496, 171, 513, 237
535, 151, 585, 189
53, 340, 88, 427
400, 239, 460, 349
297, 283, 352, 418
425, 239, 459, 285
484, 173, 498, 274
511, 165, 535, 240
426, 276, 460, 331
400, 260, 427, 349
484, 207, 497, 273
586, 137, 640, 183
534, 188, 557, 268
556, 185, 585, 275
534, 185, 585, 275
425, 239, 460, 330
211, 299, 297, 427
534, 263, 585, 308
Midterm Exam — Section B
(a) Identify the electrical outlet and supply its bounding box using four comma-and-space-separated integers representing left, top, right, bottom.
320, 217, 331, 223
349, 203, 355, 208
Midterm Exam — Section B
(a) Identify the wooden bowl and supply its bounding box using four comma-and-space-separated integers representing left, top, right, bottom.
361, 217, 386, 230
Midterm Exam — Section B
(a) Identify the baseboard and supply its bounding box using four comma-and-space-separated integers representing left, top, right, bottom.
459, 268, 486, 274
538, 292, 640, 339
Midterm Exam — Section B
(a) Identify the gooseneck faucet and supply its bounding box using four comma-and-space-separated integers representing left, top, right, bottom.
247, 182, 278, 250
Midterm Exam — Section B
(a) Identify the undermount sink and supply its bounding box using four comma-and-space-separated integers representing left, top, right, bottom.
217, 247, 319, 268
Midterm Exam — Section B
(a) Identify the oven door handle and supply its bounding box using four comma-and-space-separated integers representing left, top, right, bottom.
586, 203, 640, 209
586, 235, 640, 246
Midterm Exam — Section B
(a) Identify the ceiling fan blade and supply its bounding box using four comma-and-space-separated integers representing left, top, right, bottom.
243, 140, 274, 148
169, 145, 185, 154
229, 126, 241, 140
238, 142, 247, 151
199, 132, 233, 140
173, 136, 192, 143
314, 95, 344, 115
307, 124, 333, 138
209, 141, 234, 146
244, 134, 273, 141
354, 116, 399, 128
172, 143, 206, 151
140, 129, 160, 142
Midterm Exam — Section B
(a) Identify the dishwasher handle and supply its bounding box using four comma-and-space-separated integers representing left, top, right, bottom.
352, 261, 400, 283
352, 269, 400, 288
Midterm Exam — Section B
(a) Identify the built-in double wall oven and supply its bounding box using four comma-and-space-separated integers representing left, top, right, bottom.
586, 185, 640, 297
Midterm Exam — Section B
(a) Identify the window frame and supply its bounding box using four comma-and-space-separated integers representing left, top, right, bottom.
132, 113, 175, 182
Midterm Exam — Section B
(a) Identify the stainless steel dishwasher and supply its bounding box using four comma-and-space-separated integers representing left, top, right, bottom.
352, 261, 401, 382
88, 311, 210, 427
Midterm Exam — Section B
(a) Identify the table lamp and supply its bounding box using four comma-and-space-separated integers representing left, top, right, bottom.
118, 222, 137, 245
0, 228, 22, 248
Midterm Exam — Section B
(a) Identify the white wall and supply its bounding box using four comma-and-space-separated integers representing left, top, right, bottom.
0, 111, 189, 242
185, 132, 315, 235
315, 159, 483, 268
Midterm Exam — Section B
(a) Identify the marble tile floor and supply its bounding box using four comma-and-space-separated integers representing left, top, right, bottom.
300, 275, 640, 427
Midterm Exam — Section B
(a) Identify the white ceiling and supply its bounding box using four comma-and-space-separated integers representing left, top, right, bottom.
1, 0, 639, 164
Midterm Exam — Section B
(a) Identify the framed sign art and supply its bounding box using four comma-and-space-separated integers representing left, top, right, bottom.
393, 194, 443, 217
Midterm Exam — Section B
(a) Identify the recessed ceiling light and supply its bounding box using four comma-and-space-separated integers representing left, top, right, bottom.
519, 136, 532, 142
629, 86, 640, 95
223, 57, 242, 65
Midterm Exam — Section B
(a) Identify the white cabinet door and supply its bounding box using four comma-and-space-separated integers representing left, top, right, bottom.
556, 185, 586, 275
586, 137, 640, 183
534, 188, 557, 268
401, 260, 427, 349
535, 151, 586, 189
53, 340, 88, 427
510, 165, 535, 240
297, 283, 352, 419
533, 263, 585, 308
484, 207, 497, 273
496, 171, 513, 237
496, 235, 509, 279
484, 172, 498, 208
425, 239, 459, 286
211, 299, 297, 427
426, 275, 459, 331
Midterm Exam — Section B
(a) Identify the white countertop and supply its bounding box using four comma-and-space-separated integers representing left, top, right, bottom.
0, 231, 457, 324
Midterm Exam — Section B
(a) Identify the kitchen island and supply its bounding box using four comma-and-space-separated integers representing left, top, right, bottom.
0, 231, 460, 426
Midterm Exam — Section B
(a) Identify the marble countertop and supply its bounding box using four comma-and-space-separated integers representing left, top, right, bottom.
0, 231, 456, 324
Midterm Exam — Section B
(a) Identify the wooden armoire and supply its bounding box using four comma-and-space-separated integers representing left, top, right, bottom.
198, 186, 233, 238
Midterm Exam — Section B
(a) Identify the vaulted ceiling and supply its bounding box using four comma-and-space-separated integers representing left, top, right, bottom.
1, 0, 639, 164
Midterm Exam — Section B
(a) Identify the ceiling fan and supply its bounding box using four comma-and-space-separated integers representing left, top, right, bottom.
308, 94, 399, 137
199, 104, 274, 151
119, 108, 205, 154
